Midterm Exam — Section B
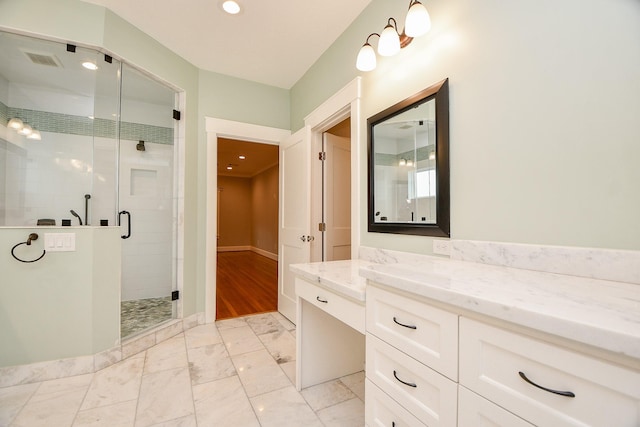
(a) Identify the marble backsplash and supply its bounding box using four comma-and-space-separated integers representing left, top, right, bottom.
360, 240, 640, 285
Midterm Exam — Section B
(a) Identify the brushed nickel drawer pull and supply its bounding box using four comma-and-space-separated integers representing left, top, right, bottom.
316, 296, 328, 303
518, 371, 575, 398
393, 316, 417, 329
393, 370, 417, 388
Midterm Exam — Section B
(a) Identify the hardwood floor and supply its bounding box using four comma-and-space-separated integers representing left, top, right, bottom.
216, 251, 278, 320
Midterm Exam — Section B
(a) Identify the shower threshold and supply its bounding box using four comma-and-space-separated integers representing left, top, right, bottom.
121, 296, 173, 338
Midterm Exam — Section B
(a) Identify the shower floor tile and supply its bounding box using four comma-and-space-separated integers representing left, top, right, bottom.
121, 296, 173, 338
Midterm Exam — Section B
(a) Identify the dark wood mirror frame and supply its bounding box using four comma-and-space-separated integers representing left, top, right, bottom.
367, 78, 450, 237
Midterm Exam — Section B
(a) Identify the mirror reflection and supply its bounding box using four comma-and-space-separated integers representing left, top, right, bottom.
368, 78, 449, 237
373, 99, 437, 224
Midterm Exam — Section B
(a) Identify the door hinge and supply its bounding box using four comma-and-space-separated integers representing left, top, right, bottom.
318, 222, 326, 232
171, 290, 180, 301
318, 151, 326, 161
173, 109, 181, 120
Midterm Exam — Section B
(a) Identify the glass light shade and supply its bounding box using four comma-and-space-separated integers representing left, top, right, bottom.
378, 24, 401, 56
399, 158, 407, 166
356, 43, 377, 71
27, 130, 42, 140
405, 1, 431, 37
17, 124, 33, 136
8, 118, 24, 130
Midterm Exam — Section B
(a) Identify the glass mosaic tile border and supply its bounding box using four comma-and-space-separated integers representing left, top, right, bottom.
1, 101, 173, 145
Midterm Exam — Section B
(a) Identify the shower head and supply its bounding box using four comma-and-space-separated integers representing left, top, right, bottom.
70, 209, 82, 225
136, 140, 145, 151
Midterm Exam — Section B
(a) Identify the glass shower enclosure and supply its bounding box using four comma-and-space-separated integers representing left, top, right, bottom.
0, 30, 179, 338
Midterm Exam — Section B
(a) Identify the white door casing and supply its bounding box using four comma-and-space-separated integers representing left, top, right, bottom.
323, 133, 351, 261
278, 127, 311, 322
205, 118, 290, 323
205, 77, 360, 324
305, 77, 361, 262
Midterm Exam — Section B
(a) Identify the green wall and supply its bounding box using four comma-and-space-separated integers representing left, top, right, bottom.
291, 0, 640, 252
0, 228, 120, 367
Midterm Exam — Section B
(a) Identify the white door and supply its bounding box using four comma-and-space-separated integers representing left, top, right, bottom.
278, 128, 311, 322
323, 134, 351, 261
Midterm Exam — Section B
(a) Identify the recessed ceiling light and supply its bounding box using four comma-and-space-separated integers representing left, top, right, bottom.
82, 61, 98, 70
222, 1, 241, 14
226, 165, 233, 170
239, 155, 246, 160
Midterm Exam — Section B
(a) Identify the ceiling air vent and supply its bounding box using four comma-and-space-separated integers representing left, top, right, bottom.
23, 51, 61, 67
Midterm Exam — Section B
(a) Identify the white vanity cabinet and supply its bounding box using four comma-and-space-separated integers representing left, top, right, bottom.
295, 277, 366, 390
365, 285, 459, 427
459, 317, 640, 427
365, 282, 640, 427
457, 386, 534, 427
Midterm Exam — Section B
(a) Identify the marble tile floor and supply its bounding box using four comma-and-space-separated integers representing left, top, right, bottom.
121, 297, 173, 338
0, 312, 365, 427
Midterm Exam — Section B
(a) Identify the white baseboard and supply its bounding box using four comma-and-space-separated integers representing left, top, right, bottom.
251, 246, 278, 261
217, 245, 251, 252
217, 245, 278, 261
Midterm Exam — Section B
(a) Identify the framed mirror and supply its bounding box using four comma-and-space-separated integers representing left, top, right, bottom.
367, 78, 449, 237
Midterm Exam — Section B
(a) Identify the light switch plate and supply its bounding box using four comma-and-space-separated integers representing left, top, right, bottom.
433, 239, 451, 256
44, 233, 76, 252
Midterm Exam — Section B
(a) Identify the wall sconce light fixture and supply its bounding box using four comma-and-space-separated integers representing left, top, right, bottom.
7, 117, 42, 140
356, 0, 431, 72
8, 118, 24, 130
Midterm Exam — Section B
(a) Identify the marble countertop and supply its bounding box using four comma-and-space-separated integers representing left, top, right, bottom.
360, 257, 640, 360
290, 259, 371, 302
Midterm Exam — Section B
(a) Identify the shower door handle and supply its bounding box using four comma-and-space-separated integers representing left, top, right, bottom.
118, 210, 131, 239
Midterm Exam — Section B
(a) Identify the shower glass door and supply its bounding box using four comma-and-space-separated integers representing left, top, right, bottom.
0, 30, 179, 339
118, 64, 178, 338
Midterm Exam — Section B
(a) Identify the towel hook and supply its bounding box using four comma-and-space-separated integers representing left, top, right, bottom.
11, 233, 46, 263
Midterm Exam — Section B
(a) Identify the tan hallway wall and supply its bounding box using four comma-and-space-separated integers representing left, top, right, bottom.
217, 176, 252, 248
251, 165, 279, 256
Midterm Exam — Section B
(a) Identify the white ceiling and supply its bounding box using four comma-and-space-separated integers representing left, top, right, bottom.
81, 0, 371, 89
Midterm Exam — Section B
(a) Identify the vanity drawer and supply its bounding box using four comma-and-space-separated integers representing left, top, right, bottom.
366, 285, 458, 380
365, 379, 427, 427
367, 334, 458, 427
295, 277, 365, 333
458, 386, 534, 427
459, 317, 640, 427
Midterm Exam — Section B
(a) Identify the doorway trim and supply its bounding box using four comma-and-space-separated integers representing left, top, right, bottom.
205, 118, 291, 323
306, 77, 362, 261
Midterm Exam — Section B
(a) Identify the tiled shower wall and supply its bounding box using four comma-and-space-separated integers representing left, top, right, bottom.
1, 102, 176, 301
